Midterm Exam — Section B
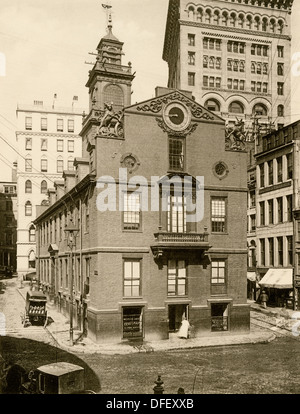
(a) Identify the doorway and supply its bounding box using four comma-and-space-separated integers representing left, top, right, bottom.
168, 304, 189, 332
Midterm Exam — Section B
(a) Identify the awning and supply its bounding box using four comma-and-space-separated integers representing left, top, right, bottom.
247, 272, 256, 282
259, 269, 293, 289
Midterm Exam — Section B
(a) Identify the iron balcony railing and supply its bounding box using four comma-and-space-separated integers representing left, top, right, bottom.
154, 232, 209, 244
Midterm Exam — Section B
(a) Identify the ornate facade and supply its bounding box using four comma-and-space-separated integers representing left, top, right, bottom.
34, 16, 250, 344
163, 0, 294, 133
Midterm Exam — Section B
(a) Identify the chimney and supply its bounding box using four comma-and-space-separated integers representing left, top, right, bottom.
74, 158, 90, 184
47, 188, 56, 206
54, 180, 65, 201
63, 170, 76, 193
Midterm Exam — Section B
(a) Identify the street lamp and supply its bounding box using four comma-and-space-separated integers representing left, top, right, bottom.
64, 218, 79, 346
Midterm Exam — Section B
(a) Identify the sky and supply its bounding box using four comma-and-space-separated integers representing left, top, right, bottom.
0, 0, 300, 181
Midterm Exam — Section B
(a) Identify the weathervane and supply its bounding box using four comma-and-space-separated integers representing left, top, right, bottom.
102, 2, 113, 30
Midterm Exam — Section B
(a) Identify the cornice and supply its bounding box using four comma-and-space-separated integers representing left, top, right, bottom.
202, 87, 272, 98
180, 21, 291, 41
16, 131, 81, 138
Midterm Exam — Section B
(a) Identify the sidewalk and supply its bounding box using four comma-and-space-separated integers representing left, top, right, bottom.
18, 286, 277, 355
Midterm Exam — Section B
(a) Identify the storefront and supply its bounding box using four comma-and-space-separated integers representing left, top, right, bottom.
259, 269, 293, 308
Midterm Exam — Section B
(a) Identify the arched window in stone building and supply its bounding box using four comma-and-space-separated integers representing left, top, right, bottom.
262, 17, 268, 32
25, 201, 32, 216
246, 15, 252, 29
213, 11, 220, 25
196, 8, 203, 22
25, 180, 32, 194
188, 6, 195, 19
222, 11, 228, 26
277, 105, 284, 117
270, 19, 276, 33
28, 250, 36, 269
29, 225, 36, 242
230, 13, 236, 27
205, 9, 211, 24
229, 101, 244, 114
278, 20, 284, 34
204, 99, 221, 112
253, 104, 268, 116
41, 180, 48, 194
238, 14, 244, 28
103, 84, 124, 113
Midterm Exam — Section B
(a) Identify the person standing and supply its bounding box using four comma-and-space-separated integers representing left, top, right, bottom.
177, 316, 190, 339
261, 290, 268, 309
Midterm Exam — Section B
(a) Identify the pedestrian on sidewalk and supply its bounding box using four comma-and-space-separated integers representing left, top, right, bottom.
261, 290, 268, 309
177, 316, 190, 339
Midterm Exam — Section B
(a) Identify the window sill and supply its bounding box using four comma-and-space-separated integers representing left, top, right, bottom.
211, 232, 228, 235
122, 230, 143, 233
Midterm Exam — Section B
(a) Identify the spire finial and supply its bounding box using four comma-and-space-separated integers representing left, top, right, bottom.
102, 3, 113, 32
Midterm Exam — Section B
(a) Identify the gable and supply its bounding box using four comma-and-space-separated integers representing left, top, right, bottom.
126, 89, 225, 124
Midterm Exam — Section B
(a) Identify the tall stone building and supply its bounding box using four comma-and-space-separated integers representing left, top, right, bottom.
34, 16, 250, 344
163, 0, 294, 133
16, 100, 84, 277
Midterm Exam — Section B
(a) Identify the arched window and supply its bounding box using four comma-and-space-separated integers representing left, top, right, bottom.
230, 13, 236, 27
209, 57, 215, 68
196, 8, 203, 22
229, 101, 244, 114
270, 19, 275, 33
25, 180, 32, 194
41, 180, 48, 194
205, 9, 211, 24
278, 20, 284, 34
57, 156, 64, 173
29, 225, 36, 242
103, 84, 124, 113
278, 105, 284, 117
251, 63, 256, 74
238, 14, 244, 28
246, 15, 252, 29
204, 99, 220, 112
254, 17, 260, 30
213, 11, 220, 25
25, 201, 32, 216
28, 250, 36, 269
188, 6, 195, 19
222, 12, 228, 26
253, 104, 268, 116
262, 18, 268, 32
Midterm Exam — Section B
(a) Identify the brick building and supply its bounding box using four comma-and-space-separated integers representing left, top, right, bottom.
34, 18, 250, 344
0, 164, 17, 274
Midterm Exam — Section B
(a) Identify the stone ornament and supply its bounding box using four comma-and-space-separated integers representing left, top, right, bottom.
120, 153, 140, 174
97, 102, 124, 138
213, 161, 229, 180
225, 119, 247, 151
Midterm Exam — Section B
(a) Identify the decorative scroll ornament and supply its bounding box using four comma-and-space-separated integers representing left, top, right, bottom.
137, 92, 215, 121
97, 102, 124, 138
225, 119, 247, 152
156, 117, 198, 136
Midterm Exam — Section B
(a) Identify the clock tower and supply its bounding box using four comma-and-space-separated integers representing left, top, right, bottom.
80, 8, 135, 167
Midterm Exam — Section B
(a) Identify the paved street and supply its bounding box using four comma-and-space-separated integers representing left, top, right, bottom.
1, 277, 300, 394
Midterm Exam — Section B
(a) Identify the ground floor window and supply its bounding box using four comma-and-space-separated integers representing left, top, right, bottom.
211, 303, 229, 332
122, 307, 143, 339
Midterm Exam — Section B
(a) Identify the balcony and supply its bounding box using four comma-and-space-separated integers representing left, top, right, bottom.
151, 230, 210, 259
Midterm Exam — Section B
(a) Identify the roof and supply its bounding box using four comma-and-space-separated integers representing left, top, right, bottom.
27, 290, 47, 300
259, 269, 293, 289
37, 362, 84, 377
